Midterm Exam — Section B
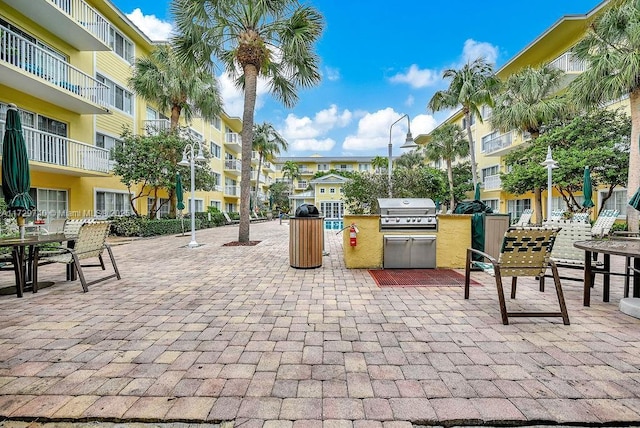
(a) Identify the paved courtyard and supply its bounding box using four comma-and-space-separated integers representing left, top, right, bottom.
1, 220, 640, 427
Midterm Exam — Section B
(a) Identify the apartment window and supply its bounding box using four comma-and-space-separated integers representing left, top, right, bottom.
330, 188, 336, 194
507, 199, 531, 222
461, 114, 475, 129
320, 188, 325, 194
481, 165, 500, 181
318, 163, 329, 171
481, 131, 499, 152
147, 197, 169, 218
192, 199, 204, 213
600, 189, 627, 217
226, 203, 236, 212
358, 163, 371, 171
212, 172, 221, 188
210, 200, 221, 210
96, 190, 130, 218
96, 133, 122, 160
552, 196, 584, 211
109, 27, 133, 62
210, 142, 221, 158
320, 201, 344, 219
481, 105, 492, 120
29, 188, 68, 222
97, 74, 133, 114
482, 199, 499, 212
213, 116, 221, 130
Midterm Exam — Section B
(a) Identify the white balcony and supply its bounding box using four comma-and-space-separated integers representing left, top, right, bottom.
296, 180, 308, 190
0, 28, 109, 114
299, 167, 314, 175
549, 52, 587, 74
482, 131, 513, 155
224, 159, 241, 176
1, 120, 110, 175
143, 120, 203, 141
224, 185, 239, 197
483, 175, 502, 191
3, 0, 110, 51
225, 132, 242, 152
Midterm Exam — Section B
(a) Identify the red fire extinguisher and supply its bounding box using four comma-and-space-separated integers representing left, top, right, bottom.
349, 223, 358, 247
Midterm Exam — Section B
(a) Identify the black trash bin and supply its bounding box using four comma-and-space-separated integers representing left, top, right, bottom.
454, 200, 493, 262
290, 204, 323, 268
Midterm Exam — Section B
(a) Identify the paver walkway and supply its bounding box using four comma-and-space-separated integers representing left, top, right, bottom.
1, 220, 640, 427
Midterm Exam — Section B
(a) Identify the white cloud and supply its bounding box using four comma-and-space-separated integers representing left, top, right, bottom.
280, 105, 352, 149
324, 67, 340, 81
125, 8, 173, 41
291, 138, 336, 152
405, 95, 415, 107
341, 109, 438, 152
389, 64, 440, 89
461, 39, 499, 66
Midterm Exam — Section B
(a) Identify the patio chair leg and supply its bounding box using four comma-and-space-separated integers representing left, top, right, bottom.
72, 253, 89, 292
464, 249, 472, 299
550, 263, 570, 325
539, 273, 545, 292
494, 268, 509, 325
105, 244, 121, 280
98, 254, 106, 270
510, 277, 517, 299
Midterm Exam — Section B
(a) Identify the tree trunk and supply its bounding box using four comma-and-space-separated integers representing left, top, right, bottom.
254, 152, 263, 211
464, 111, 478, 188
169, 106, 182, 218
627, 89, 640, 233
239, 65, 258, 242
534, 187, 543, 224
447, 159, 455, 209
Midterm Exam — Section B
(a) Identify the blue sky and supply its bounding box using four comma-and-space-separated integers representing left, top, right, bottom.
111, 0, 603, 158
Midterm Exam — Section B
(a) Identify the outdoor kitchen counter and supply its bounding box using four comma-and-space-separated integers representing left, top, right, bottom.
343, 214, 472, 269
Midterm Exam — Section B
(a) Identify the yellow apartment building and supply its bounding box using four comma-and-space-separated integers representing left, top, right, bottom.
0, 0, 266, 228
274, 156, 378, 228
417, 0, 630, 224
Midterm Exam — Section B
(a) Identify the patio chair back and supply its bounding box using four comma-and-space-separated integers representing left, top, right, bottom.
592, 209, 619, 237
514, 209, 533, 226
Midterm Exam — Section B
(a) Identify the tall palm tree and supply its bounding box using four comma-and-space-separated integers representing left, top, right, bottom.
172, 0, 324, 242
128, 42, 222, 216
281, 160, 300, 212
252, 122, 288, 210
422, 123, 469, 209
371, 155, 388, 173
428, 57, 500, 189
491, 64, 569, 223
569, 0, 640, 232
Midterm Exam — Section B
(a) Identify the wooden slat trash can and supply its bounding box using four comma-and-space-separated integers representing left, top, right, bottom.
290, 217, 324, 268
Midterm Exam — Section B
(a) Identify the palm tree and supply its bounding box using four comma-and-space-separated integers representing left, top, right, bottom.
281, 160, 300, 212
252, 122, 288, 211
428, 57, 500, 189
491, 64, 569, 223
395, 151, 425, 170
371, 155, 388, 173
569, 0, 640, 232
422, 123, 469, 209
128, 42, 222, 216
172, 0, 324, 242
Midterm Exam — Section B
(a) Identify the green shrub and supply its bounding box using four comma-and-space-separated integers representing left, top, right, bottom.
139, 218, 202, 237
110, 216, 143, 237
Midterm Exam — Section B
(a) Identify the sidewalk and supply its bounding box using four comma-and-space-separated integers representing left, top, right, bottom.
1, 220, 640, 427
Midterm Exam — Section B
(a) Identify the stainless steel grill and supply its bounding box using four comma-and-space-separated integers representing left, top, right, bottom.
378, 198, 438, 231
378, 198, 438, 269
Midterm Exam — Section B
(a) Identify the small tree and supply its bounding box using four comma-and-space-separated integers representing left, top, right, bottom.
112, 128, 214, 218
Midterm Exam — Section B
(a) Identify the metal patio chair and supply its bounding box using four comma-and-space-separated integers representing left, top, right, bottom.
40, 221, 120, 292
464, 226, 570, 325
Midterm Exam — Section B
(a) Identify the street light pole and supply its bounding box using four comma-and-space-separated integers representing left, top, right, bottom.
540, 146, 558, 222
387, 114, 418, 197
178, 140, 205, 248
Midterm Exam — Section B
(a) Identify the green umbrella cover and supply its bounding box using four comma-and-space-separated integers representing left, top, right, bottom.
474, 182, 481, 201
2, 104, 35, 233
176, 172, 185, 211
582, 166, 594, 208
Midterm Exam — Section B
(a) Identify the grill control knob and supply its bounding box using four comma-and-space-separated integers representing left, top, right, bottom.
417, 218, 422, 222
395, 217, 400, 223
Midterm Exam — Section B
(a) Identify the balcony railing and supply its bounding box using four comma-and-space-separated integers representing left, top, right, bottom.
297, 181, 308, 189
299, 167, 314, 175
0, 27, 108, 105
549, 52, 587, 74
224, 185, 239, 196
1, 120, 110, 173
143, 120, 205, 142
224, 159, 241, 172
50, 0, 110, 45
482, 131, 513, 154
483, 175, 502, 191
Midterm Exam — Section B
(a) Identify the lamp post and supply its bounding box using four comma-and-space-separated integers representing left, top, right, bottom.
540, 146, 558, 221
178, 140, 205, 248
387, 114, 417, 197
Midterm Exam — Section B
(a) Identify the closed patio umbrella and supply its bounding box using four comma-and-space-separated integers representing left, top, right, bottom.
582, 166, 594, 209
176, 172, 185, 235
474, 183, 481, 201
2, 104, 35, 238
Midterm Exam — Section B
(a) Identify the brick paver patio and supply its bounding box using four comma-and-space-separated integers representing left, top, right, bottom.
1, 220, 640, 427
